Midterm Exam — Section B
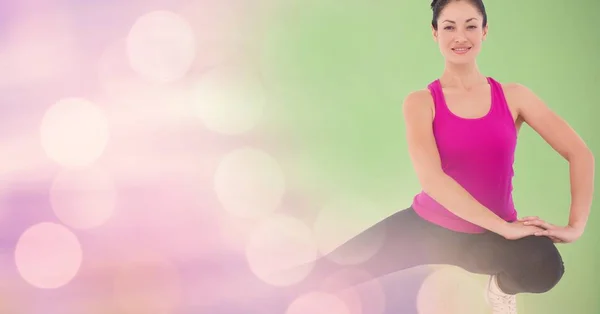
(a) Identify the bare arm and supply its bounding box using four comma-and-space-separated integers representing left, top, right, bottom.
510, 83, 595, 231
402, 90, 510, 235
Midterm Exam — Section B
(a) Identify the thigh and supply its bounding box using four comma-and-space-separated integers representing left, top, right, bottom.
322, 207, 471, 276
292, 208, 484, 294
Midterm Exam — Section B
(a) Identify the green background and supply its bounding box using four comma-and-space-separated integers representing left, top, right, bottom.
258, 0, 600, 312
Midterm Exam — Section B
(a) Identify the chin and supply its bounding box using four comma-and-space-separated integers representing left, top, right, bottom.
448, 57, 476, 65
444, 53, 477, 65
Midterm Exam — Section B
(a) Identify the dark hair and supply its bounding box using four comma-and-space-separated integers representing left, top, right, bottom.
430, 0, 487, 30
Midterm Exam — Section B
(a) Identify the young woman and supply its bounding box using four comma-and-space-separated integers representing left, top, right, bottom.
280, 0, 595, 313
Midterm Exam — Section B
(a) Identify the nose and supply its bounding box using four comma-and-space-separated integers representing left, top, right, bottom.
454, 34, 468, 43
453, 29, 468, 42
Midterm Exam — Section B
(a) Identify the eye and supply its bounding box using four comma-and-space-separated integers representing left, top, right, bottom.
444, 25, 454, 30
467, 25, 478, 29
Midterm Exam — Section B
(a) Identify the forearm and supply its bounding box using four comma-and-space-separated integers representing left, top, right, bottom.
423, 173, 509, 234
567, 149, 595, 229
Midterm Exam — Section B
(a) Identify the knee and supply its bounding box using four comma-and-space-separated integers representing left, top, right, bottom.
523, 237, 565, 293
529, 254, 564, 293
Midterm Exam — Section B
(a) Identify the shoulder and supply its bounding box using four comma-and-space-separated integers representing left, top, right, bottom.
402, 89, 435, 119
496, 80, 539, 102
497, 80, 552, 120
498, 81, 543, 111
499, 81, 535, 97
404, 88, 434, 102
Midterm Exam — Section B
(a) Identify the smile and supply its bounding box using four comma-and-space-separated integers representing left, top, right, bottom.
452, 47, 472, 54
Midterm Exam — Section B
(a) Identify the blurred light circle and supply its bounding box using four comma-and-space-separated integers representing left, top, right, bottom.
40, 97, 110, 168
286, 291, 351, 314
245, 214, 318, 286
176, 0, 246, 69
127, 10, 196, 83
189, 63, 266, 135
14, 222, 82, 289
214, 147, 285, 218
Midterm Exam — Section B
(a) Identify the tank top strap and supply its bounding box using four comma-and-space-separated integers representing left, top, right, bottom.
487, 77, 513, 121
427, 79, 450, 119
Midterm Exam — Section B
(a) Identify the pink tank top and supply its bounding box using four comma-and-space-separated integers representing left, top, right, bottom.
412, 77, 518, 233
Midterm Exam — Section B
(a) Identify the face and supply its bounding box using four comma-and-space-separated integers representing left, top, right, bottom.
432, 1, 488, 65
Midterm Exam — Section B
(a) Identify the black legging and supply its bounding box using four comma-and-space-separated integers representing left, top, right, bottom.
288, 207, 565, 296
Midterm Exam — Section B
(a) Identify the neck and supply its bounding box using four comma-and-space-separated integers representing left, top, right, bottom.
440, 61, 487, 90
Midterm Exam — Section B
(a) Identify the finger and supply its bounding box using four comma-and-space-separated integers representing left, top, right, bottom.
517, 216, 539, 222
525, 220, 555, 230
534, 229, 554, 237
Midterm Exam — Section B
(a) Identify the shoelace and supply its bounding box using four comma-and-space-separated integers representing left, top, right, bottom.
489, 293, 517, 313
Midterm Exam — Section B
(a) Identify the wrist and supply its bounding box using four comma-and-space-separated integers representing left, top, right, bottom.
568, 221, 586, 232
568, 215, 587, 229
489, 220, 511, 236
568, 205, 590, 230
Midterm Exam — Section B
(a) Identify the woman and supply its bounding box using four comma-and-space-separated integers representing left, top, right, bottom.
282, 0, 595, 313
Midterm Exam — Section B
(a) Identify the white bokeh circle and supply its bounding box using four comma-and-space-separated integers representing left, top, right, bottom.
286, 291, 351, 314
245, 214, 318, 287
189, 63, 266, 135
14, 222, 83, 289
214, 147, 285, 218
127, 10, 196, 83
40, 97, 110, 168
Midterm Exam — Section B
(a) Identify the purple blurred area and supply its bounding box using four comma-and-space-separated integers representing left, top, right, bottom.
0, 0, 438, 312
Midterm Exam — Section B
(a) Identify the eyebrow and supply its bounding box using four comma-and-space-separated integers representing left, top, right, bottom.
442, 18, 479, 24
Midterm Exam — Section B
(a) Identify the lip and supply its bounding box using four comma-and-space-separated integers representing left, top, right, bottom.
451, 47, 472, 55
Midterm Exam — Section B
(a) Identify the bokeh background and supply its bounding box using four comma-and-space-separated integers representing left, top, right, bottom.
0, 0, 598, 313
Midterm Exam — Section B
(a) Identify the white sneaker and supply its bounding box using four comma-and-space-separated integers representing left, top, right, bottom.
486, 275, 517, 314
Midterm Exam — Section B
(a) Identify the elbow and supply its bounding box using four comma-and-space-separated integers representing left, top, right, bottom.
570, 147, 595, 164
586, 149, 595, 171
580, 145, 594, 160
418, 170, 446, 195
564, 145, 594, 164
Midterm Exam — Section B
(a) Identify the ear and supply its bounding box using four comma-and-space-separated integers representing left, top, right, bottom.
431, 25, 438, 42
482, 24, 488, 41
